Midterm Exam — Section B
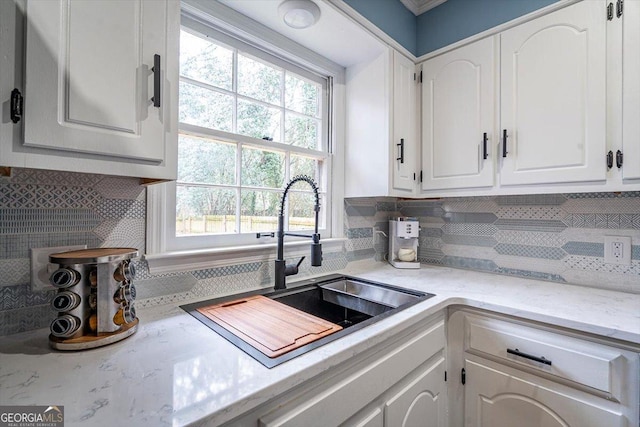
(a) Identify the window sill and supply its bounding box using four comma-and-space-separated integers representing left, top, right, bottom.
143, 238, 346, 275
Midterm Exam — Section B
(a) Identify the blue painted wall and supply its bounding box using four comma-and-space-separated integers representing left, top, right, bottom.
417, 0, 559, 55
344, 0, 417, 54
345, 0, 560, 57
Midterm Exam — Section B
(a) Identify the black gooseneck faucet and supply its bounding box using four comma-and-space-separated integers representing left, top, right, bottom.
274, 175, 322, 290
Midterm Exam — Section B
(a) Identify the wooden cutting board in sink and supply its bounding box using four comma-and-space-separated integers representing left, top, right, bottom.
196, 295, 342, 358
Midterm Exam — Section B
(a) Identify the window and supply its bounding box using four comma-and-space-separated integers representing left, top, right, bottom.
159, 18, 333, 252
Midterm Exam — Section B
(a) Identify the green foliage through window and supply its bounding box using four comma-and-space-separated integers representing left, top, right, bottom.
177, 28, 328, 237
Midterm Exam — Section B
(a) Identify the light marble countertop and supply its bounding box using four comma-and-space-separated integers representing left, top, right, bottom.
1, 260, 639, 427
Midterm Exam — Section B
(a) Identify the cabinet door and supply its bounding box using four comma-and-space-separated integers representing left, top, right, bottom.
384, 357, 446, 427
623, 0, 640, 180
392, 50, 418, 193
421, 36, 495, 191
23, 0, 176, 163
464, 359, 626, 427
350, 407, 384, 427
500, 0, 606, 186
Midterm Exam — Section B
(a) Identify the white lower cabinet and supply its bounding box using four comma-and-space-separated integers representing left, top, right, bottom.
225, 314, 446, 427
384, 356, 446, 427
448, 308, 640, 427
465, 359, 627, 427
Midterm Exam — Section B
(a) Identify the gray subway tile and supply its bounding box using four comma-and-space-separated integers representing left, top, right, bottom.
562, 242, 604, 257
495, 267, 566, 282
439, 256, 498, 272
399, 206, 445, 218
496, 194, 566, 206
0, 209, 101, 234
442, 235, 497, 247
345, 204, 376, 217
443, 212, 497, 223
494, 219, 567, 232
494, 243, 566, 260
347, 227, 373, 239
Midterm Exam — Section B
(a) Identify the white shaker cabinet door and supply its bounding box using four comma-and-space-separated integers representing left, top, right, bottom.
23, 0, 176, 164
499, 0, 606, 186
392, 50, 418, 194
421, 36, 495, 191
623, 0, 640, 180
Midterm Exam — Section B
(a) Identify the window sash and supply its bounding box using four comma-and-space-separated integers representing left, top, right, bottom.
166, 18, 332, 251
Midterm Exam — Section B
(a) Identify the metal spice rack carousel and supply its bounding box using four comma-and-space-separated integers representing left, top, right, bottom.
48, 248, 139, 350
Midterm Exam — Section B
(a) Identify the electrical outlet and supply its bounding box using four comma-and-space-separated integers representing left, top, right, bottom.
604, 236, 632, 266
31, 245, 87, 291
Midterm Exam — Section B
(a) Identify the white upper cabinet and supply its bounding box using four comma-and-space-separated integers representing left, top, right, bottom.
421, 36, 495, 191
1, 0, 178, 180
622, 0, 640, 180
345, 47, 418, 198
392, 50, 418, 194
499, 0, 606, 186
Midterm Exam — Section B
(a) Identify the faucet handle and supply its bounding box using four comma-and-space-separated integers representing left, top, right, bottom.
284, 256, 305, 277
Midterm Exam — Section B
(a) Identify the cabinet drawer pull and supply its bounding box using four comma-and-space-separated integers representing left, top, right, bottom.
507, 348, 552, 365
482, 132, 488, 160
502, 129, 508, 158
151, 54, 161, 108
397, 138, 404, 164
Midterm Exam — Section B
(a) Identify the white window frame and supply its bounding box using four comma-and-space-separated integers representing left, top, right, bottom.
145, 0, 345, 274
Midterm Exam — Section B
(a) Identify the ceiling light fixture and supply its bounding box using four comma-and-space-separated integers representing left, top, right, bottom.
278, 0, 321, 29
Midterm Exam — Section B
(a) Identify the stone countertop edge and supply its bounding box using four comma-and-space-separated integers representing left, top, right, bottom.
0, 260, 638, 427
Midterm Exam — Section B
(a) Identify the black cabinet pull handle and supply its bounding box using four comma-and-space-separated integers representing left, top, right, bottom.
507, 348, 552, 365
10, 88, 23, 124
151, 54, 161, 108
483, 132, 488, 160
502, 129, 508, 158
607, 150, 614, 169
616, 150, 623, 169
397, 138, 404, 164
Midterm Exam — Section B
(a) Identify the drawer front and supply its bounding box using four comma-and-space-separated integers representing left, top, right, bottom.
464, 314, 625, 395
259, 318, 445, 427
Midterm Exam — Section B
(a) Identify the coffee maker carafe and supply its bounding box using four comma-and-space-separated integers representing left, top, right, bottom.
389, 217, 420, 269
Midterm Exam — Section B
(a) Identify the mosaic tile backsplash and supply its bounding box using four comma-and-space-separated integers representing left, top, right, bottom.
345, 194, 640, 293
1, 167, 639, 336
0, 169, 349, 336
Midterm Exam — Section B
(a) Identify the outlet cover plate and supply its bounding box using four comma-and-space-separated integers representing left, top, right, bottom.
604, 236, 632, 266
31, 245, 87, 291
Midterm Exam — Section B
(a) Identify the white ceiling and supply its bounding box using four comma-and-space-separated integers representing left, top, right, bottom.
218, 0, 387, 68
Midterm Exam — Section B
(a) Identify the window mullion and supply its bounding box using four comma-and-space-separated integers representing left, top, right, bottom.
236, 141, 242, 234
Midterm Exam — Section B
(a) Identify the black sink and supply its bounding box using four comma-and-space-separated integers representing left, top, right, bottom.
182, 274, 434, 368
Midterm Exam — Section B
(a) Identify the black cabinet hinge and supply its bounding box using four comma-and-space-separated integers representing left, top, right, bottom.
607, 150, 614, 169
444, 370, 447, 382
10, 88, 23, 124
419, 71, 423, 83
617, 0, 624, 17
461, 368, 466, 385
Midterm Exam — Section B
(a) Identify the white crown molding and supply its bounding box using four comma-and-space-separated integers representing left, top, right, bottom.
400, 0, 448, 16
